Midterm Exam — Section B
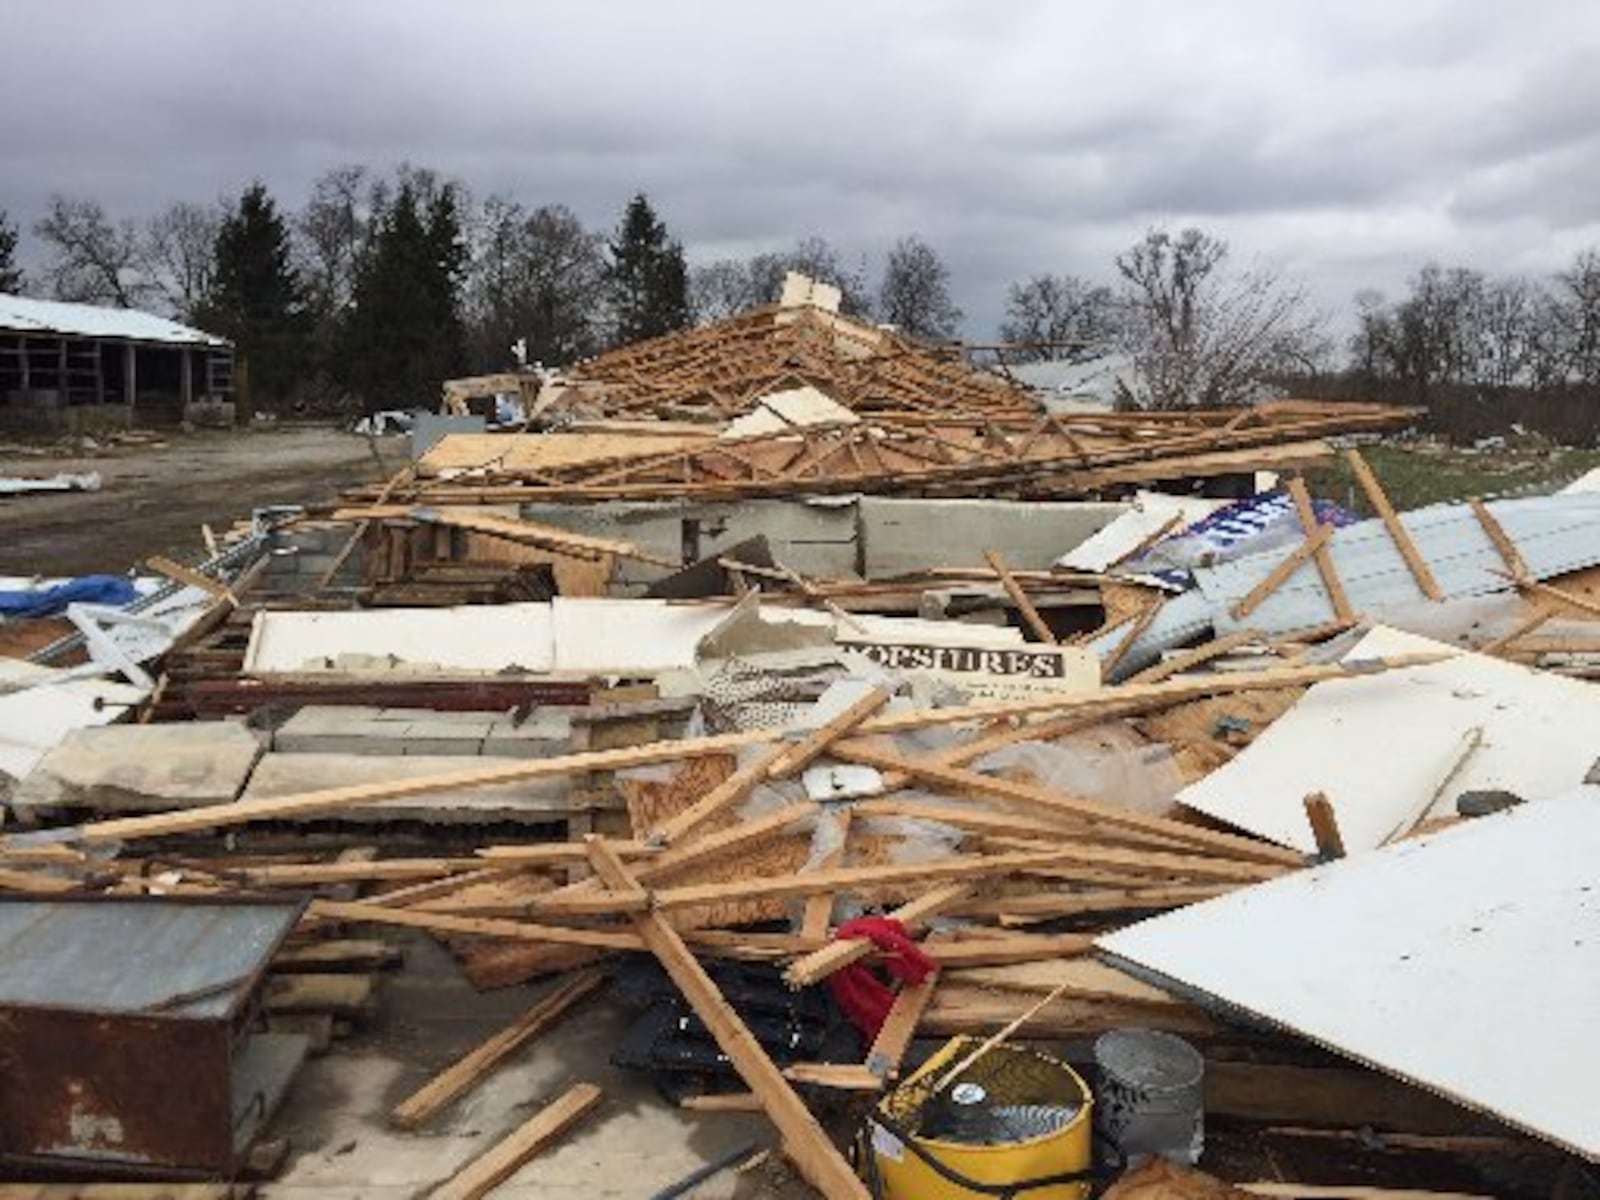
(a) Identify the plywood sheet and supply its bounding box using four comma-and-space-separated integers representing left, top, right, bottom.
1100, 787, 1600, 1158
417, 431, 715, 477
1177, 626, 1600, 854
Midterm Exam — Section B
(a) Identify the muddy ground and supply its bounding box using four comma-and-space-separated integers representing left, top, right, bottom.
0, 425, 400, 575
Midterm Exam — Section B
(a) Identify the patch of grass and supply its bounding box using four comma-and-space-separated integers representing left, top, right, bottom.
1301, 443, 1600, 516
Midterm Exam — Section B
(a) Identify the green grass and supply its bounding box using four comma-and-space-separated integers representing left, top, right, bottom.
1301, 444, 1600, 516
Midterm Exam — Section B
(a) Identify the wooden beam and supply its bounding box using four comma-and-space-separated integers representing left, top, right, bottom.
1469, 498, 1528, 581
391, 970, 603, 1129
983, 549, 1057, 644
1303, 792, 1347, 859
427, 1082, 602, 1200
582, 838, 869, 1199
785, 883, 972, 987
764, 687, 893, 780
311, 900, 644, 951
1229, 524, 1332, 620
144, 555, 232, 601
1288, 476, 1353, 622
1127, 630, 1261, 685
1344, 449, 1443, 600
866, 975, 938, 1081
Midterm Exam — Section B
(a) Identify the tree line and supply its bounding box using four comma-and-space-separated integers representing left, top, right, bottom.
3, 167, 1600, 440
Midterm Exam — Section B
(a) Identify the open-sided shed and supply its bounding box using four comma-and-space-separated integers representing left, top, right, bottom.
0, 292, 234, 432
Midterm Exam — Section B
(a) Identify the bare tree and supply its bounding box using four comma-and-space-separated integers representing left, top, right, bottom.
0, 210, 22, 293
1115, 227, 1326, 408
878, 235, 962, 340
296, 164, 382, 318
144, 201, 221, 322
689, 256, 768, 323
465, 196, 607, 369
690, 236, 872, 324
34, 195, 154, 307
1555, 248, 1600, 384
997, 273, 1116, 360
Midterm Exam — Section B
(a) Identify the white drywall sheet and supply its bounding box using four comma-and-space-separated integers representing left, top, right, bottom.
1100, 787, 1600, 1158
0, 662, 147, 780
1176, 626, 1600, 854
245, 603, 557, 674
1056, 492, 1223, 573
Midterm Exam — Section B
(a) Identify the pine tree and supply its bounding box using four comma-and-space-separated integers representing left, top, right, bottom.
0, 210, 23, 293
202, 182, 306, 409
606, 193, 689, 345
343, 180, 468, 412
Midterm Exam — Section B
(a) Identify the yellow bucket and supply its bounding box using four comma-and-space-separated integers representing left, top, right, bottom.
863, 1037, 1095, 1199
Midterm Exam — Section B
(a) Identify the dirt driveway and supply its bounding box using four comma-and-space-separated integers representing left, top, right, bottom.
0, 425, 401, 575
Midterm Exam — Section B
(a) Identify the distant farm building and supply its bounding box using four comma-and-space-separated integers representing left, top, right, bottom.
0, 293, 235, 433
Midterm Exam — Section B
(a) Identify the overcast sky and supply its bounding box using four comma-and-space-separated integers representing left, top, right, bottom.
4, 0, 1600, 336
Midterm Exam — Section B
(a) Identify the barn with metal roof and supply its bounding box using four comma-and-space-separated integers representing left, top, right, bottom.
0, 293, 234, 432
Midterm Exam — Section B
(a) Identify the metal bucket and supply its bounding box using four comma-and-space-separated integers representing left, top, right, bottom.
1092, 1028, 1204, 1166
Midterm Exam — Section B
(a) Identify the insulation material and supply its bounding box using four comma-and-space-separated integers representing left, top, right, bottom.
1177, 626, 1600, 854
976, 726, 1184, 817
1100, 787, 1600, 1159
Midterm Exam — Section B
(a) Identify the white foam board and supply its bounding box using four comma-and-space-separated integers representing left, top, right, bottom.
1100, 787, 1600, 1158
1176, 626, 1600, 854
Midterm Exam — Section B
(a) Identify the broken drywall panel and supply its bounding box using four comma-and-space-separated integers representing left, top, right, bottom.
0, 661, 148, 781
13, 721, 264, 816
861, 496, 1128, 575
1176, 625, 1600, 854
550, 597, 774, 675
1056, 493, 1226, 574
1203, 493, 1600, 638
517, 498, 861, 587
722, 385, 858, 439
244, 603, 558, 675
238, 753, 574, 824
1100, 786, 1600, 1159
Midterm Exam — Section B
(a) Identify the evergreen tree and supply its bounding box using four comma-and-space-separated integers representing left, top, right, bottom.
202, 182, 306, 409
606, 193, 689, 344
344, 180, 468, 411
0, 210, 23, 292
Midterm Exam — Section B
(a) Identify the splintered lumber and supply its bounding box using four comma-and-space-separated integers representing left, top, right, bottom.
311, 900, 645, 951
1288, 477, 1353, 622
651, 688, 889, 844
1503, 573, 1600, 620
1470, 498, 1529, 580
582, 838, 869, 1200
924, 934, 1095, 968
265, 974, 375, 1017
785, 883, 973, 987
145, 554, 232, 600
1303, 792, 1347, 859
866, 975, 939, 1081
1344, 449, 1443, 600
1128, 630, 1262, 685
273, 939, 403, 973
831, 742, 1303, 867
392, 970, 604, 1129
1230, 524, 1332, 620
14, 657, 1436, 849
983, 549, 1057, 644
427, 1081, 602, 1200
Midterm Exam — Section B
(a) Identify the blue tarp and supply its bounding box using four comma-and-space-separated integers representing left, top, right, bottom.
0, 575, 139, 619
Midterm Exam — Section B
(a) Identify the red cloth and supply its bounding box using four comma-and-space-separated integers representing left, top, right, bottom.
825, 916, 938, 1039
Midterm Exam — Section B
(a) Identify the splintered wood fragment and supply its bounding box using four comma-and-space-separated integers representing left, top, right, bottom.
1469, 498, 1528, 581
1344, 449, 1443, 600
265, 973, 374, 1017
785, 883, 972, 988
932, 980, 1074, 1093
582, 838, 868, 1199
427, 1081, 602, 1200
800, 809, 851, 942
830, 742, 1303, 866
1101, 597, 1162, 678
144, 554, 232, 600
866, 975, 938, 1081
679, 1092, 762, 1113
1303, 792, 1346, 859
1480, 606, 1553, 657
392, 970, 604, 1129
1501, 573, 1600, 620
1288, 476, 1354, 622
764, 687, 893, 780
983, 548, 1058, 644
782, 1062, 883, 1090
1106, 513, 1186, 570
273, 939, 403, 973
1127, 630, 1261, 685
924, 934, 1095, 968
310, 899, 644, 951
1230, 523, 1332, 620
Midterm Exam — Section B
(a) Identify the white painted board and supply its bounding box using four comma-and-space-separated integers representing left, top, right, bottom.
1056, 492, 1224, 573
245, 604, 557, 674
1177, 626, 1600, 854
1100, 787, 1600, 1159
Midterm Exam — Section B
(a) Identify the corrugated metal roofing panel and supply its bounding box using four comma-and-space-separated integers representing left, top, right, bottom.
0, 898, 302, 1018
0, 292, 229, 347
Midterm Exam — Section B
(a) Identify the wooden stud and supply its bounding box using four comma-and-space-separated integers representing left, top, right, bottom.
1469, 498, 1528, 581
1229, 524, 1332, 620
1303, 792, 1346, 859
427, 1082, 602, 1200
866, 975, 938, 1081
1344, 449, 1443, 600
785, 883, 972, 987
582, 838, 869, 1199
983, 548, 1058, 644
1127, 630, 1260, 685
1288, 476, 1354, 622
392, 970, 604, 1129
